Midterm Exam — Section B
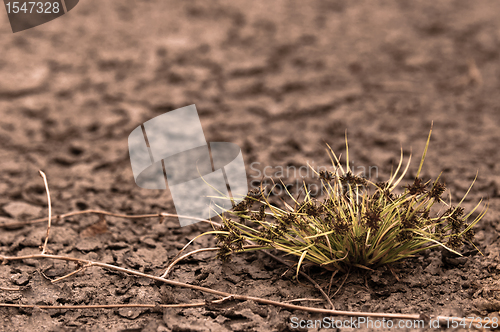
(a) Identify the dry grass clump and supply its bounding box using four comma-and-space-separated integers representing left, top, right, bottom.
210, 129, 486, 273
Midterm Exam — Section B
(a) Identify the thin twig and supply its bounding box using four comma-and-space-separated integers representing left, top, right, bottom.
284, 298, 324, 303
0, 298, 231, 310
388, 265, 400, 282
161, 248, 219, 278
161, 245, 262, 278
0, 252, 422, 320
331, 270, 349, 298
0, 211, 218, 229
38, 267, 52, 281
327, 270, 339, 297
39, 171, 51, 255
0, 286, 22, 291
51, 263, 91, 283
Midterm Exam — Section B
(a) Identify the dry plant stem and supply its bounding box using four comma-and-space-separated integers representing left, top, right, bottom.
284, 298, 324, 303
0, 210, 214, 229
331, 271, 349, 298
0, 286, 21, 291
0, 252, 421, 320
162, 239, 336, 310
51, 263, 91, 283
327, 270, 339, 297
0, 297, 233, 310
162, 245, 266, 277
162, 248, 219, 277
38, 170, 51, 255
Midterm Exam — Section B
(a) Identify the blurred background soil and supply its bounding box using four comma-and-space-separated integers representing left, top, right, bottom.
1, 1, 500, 331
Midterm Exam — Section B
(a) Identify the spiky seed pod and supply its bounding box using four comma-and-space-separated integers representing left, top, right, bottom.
222, 217, 239, 232
315, 203, 325, 215
406, 177, 428, 195
232, 227, 241, 237
363, 206, 382, 231
215, 224, 229, 232
450, 218, 464, 232
357, 177, 368, 187
339, 171, 368, 186
401, 213, 419, 229
463, 227, 475, 242
226, 230, 241, 244
319, 170, 335, 181
445, 207, 465, 231
333, 215, 350, 235
214, 224, 230, 244
373, 182, 389, 199
446, 207, 464, 220
398, 230, 413, 242
300, 201, 323, 217
339, 171, 354, 184
376, 181, 389, 190
429, 181, 446, 199
281, 212, 296, 225
446, 234, 463, 250
229, 237, 245, 252
215, 233, 227, 245
384, 191, 395, 200
216, 245, 232, 263
246, 188, 263, 203
276, 223, 288, 237
252, 205, 266, 221
233, 199, 250, 212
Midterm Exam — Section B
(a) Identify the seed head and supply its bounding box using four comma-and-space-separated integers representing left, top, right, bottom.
446, 234, 463, 250
319, 170, 335, 181
429, 181, 446, 199
463, 227, 475, 242
339, 171, 367, 186
406, 177, 427, 195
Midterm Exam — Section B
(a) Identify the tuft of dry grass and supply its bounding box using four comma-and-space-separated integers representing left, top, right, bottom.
209, 127, 487, 274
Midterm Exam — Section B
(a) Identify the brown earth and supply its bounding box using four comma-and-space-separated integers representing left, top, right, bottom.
1, 0, 500, 331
